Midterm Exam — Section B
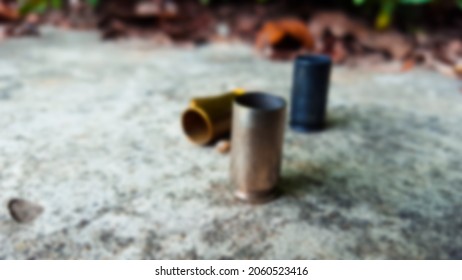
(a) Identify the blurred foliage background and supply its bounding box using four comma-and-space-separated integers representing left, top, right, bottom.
1, 0, 461, 77
13, 0, 462, 30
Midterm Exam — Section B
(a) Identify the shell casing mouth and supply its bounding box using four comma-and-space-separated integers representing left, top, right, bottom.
182, 108, 213, 145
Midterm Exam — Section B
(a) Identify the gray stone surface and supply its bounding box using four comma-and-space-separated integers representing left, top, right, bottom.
0, 28, 461, 259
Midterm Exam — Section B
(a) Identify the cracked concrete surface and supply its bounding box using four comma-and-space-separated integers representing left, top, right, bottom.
0, 28, 462, 259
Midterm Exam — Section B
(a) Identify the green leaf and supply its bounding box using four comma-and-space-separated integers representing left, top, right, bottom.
457, 0, 462, 9
399, 0, 431, 4
375, 0, 396, 29
85, 0, 100, 7
353, 0, 367, 5
50, 0, 62, 9
19, 0, 48, 15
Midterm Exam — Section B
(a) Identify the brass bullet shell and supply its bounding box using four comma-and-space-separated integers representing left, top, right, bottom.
182, 89, 245, 145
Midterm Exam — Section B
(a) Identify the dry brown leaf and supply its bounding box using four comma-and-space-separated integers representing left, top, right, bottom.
331, 41, 347, 63
0, 25, 6, 41
433, 61, 457, 79
363, 31, 413, 60
310, 12, 414, 61
135, 0, 178, 19
442, 40, 462, 64
234, 14, 259, 40
256, 18, 314, 56
401, 58, 416, 72
135, 1, 161, 17
0, 2, 19, 21
309, 11, 369, 42
454, 62, 462, 79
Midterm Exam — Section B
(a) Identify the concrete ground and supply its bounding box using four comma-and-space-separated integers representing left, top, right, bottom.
0, 28, 461, 259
